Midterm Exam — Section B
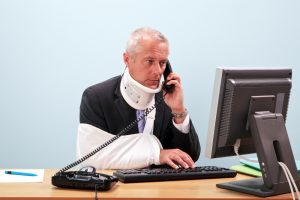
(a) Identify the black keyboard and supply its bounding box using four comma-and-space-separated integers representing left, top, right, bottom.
113, 166, 237, 183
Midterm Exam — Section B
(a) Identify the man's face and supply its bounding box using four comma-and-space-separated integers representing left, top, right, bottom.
123, 39, 169, 89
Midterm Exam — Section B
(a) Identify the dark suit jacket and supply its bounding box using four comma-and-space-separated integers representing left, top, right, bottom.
80, 75, 200, 161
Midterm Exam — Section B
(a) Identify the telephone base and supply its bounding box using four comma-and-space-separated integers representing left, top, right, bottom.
52, 171, 118, 191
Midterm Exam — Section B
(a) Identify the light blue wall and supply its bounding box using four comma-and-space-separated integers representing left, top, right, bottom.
1, 0, 299, 168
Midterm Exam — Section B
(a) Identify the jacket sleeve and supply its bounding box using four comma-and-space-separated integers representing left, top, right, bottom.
79, 87, 109, 131
162, 119, 201, 162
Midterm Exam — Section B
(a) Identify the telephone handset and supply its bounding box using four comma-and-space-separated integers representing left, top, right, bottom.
162, 61, 175, 93
52, 61, 176, 191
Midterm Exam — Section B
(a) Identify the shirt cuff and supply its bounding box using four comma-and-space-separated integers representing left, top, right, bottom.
172, 114, 190, 134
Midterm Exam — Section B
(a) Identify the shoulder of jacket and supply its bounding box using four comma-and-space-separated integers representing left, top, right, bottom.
85, 75, 121, 94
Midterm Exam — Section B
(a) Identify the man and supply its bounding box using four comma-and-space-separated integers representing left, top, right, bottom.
77, 27, 200, 169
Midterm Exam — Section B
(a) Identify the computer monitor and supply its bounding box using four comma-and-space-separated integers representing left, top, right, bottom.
205, 67, 300, 197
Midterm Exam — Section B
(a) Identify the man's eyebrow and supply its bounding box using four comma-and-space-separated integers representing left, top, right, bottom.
143, 57, 167, 62
144, 56, 155, 60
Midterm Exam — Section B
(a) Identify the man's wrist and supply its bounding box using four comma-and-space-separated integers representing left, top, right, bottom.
171, 108, 188, 119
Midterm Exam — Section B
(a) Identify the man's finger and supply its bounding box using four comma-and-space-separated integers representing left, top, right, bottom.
181, 154, 195, 168
166, 159, 179, 169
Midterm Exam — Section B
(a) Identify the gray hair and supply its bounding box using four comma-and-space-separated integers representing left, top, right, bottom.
125, 27, 169, 56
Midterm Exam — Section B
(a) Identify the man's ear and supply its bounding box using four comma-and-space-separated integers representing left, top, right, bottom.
123, 52, 130, 66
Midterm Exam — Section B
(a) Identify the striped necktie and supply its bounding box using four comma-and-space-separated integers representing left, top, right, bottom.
136, 110, 146, 133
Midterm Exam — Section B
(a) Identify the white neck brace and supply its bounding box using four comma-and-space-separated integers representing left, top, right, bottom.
120, 67, 162, 110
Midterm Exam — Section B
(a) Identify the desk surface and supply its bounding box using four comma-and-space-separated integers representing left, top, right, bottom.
0, 169, 292, 200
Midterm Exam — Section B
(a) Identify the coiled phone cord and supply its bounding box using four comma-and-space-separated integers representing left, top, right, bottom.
55, 93, 167, 176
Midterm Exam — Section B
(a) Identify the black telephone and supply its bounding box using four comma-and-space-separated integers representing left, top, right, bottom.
52, 166, 118, 191
162, 61, 175, 93
52, 60, 176, 192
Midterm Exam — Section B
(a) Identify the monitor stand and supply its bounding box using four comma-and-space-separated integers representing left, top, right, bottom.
217, 111, 300, 197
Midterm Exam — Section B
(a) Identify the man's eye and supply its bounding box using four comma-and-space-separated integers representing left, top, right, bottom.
146, 60, 154, 64
160, 61, 167, 67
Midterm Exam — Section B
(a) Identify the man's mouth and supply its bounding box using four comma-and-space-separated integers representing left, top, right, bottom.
148, 80, 160, 84
146, 79, 160, 88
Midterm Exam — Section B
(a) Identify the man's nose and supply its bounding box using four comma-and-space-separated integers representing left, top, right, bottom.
153, 62, 163, 75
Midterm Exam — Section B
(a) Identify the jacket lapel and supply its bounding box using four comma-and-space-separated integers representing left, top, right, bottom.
154, 92, 165, 138
113, 77, 139, 134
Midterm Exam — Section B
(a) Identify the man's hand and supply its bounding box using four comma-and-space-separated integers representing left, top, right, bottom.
163, 73, 187, 124
159, 149, 196, 169
163, 73, 184, 111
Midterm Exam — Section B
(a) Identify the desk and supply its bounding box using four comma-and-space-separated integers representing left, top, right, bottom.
0, 169, 292, 200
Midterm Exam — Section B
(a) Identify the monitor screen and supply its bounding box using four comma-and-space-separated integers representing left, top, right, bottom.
205, 67, 292, 158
